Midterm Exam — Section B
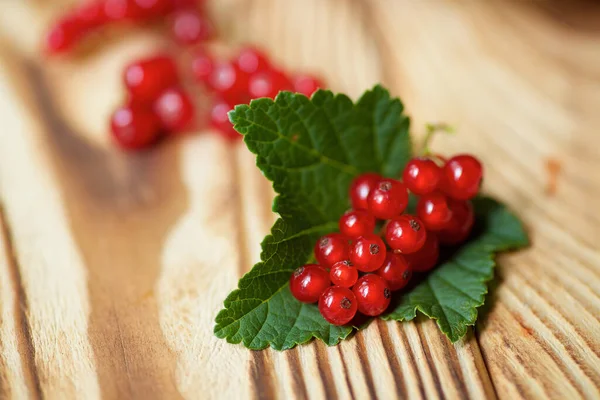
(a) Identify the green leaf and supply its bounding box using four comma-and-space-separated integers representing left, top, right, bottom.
382, 196, 529, 342
214, 86, 411, 350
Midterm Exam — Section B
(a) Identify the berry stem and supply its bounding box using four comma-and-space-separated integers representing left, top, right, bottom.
421, 122, 455, 156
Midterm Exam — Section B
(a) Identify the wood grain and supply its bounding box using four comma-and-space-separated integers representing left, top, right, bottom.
0, 0, 599, 399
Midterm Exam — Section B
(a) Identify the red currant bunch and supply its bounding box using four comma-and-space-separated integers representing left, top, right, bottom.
290, 153, 483, 326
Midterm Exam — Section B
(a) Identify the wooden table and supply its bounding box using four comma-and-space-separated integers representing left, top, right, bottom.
0, 1, 599, 399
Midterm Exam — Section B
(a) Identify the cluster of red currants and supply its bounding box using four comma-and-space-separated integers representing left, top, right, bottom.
192, 48, 324, 140
44, 0, 324, 150
290, 154, 483, 326
45, 0, 212, 55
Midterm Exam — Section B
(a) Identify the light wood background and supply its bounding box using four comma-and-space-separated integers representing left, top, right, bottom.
0, 0, 599, 399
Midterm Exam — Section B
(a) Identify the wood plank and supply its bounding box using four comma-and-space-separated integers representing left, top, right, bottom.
0, 0, 599, 399
366, 1, 600, 398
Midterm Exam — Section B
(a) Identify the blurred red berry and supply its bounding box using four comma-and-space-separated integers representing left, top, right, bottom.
170, 8, 213, 45
437, 200, 474, 245
45, 17, 85, 55
110, 105, 161, 150
210, 98, 240, 141
191, 49, 214, 83
153, 87, 195, 133
124, 55, 179, 103
236, 47, 270, 75
248, 70, 292, 99
293, 74, 323, 97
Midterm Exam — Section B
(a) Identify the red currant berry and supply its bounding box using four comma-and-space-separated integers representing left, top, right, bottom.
170, 8, 213, 45
75, 1, 109, 29
338, 209, 376, 238
124, 55, 179, 103
349, 234, 386, 272
442, 154, 483, 200
385, 215, 427, 254
209, 98, 240, 141
314, 234, 349, 268
290, 264, 330, 303
110, 105, 161, 150
153, 87, 195, 133
104, 0, 144, 21
191, 49, 214, 83
292, 74, 323, 97
404, 234, 439, 272
353, 274, 391, 316
416, 192, 453, 231
330, 261, 358, 288
134, 0, 172, 18
248, 70, 292, 99
349, 173, 382, 211
236, 47, 270, 75
45, 17, 85, 55
319, 286, 358, 325
367, 179, 409, 219
437, 200, 474, 245
377, 253, 412, 291
208, 61, 250, 103
403, 157, 442, 195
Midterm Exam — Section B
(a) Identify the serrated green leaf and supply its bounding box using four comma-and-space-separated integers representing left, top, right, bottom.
382, 197, 529, 342
214, 86, 411, 350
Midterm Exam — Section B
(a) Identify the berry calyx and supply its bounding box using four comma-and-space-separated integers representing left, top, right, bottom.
353, 274, 391, 316
403, 157, 442, 195
110, 105, 161, 150
330, 261, 358, 288
338, 209, 376, 238
314, 233, 349, 268
367, 178, 409, 219
385, 215, 427, 254
153, 86, 195, 133
349, 234, 386, 272
404, 234, 439, 272
377, 253, 412, 291
437, 200, 474, 245
319, 286, 358, 326
442, 154, 483, 200
124, 55, 179, 103
290, 264, 331, 303
416, 192, 453, 231
349, 173, 381, 211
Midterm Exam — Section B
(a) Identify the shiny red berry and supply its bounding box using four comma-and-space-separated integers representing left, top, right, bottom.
330, 261, 358, 288
290, 264, 330, 303
319, 286, 358, 325
385, 215, 427, 254
353, 274, 391, 316
314, 234, 349, 268
416, 192, 453, 231
170, 8, 213, 45
367, 179, 409, 219
236, 47, 270, 74
110, 105, 161, 150
208, 61, 249, 102
349, 173, 381, 211
377, 253, 412, 291
442, 154, 483, 200
153, 87, 195, 133
191, 49, 214, 83
293, 75, 323, 97
124, 55, 179, 103
437, 200, 474, 245
338, 210, 376, 238
248, 70, 292, 99
209, 98, 240, 141
45, 17, 85, 55
349, 234, 386, 272
404, 234, 439, 272
403, 157, 442, 195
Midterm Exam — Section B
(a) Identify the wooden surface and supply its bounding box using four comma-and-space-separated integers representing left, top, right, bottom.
0, 0, 599, 399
